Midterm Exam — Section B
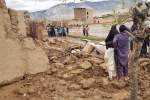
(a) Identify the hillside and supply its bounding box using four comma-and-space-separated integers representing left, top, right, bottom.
30, 0, 138, 20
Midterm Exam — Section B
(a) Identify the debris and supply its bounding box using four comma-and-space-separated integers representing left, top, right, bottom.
70, 69, 84, 74
80, 61, 92, 69
80, 78, 95, 89
68, 83, 81, 90
82, 42, 95, 54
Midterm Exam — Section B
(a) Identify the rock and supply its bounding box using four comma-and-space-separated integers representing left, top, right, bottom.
111, 80, 127, 89
67, 65, 77, 71
102, 93, 112, 99
62, 73, 73, 79
139, 58, 150, 64
54, 63, 64, 68
27, 88, 36, 94
42, 82, 49, 89
80, 78, 95, 89
49, 56, 58, 61
46, 70, 53, 75
39, 77, 45, 82
140, 61, 150, 67
100, 63, 106, 70
63, 55, 77, 65
102, 78, 109, 86
15, 88, 26, 95
48, 84, 55, 92
51, 68, 57, 73
80, 61, 92, 69
48, 38, 57, 44
88, 57, 104, 65
70, 69, 84, 74
82, 42, 95, 54
68, 83, 81, 90
59, 80, 66, 85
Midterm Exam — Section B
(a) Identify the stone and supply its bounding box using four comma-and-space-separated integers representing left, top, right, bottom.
68, 83, 81, 90
80, 61, 92, 69
59, 80, 66, 85
100, 63, 106, 70
70, 69, 84, 74
82, 42, 95, 54
102, 94, 112, 99
88, 57, 104, 65
139, 58, 150, 64
140, 61, 150, 67
64, 55, 77, 65
48, 84, 55, 92
62, 73, 73, 79
27, 88, 36, 94
80, 78, 95, 89
102, 78, 109, 86
15, 88, 26, 95
54, 63, 64, 68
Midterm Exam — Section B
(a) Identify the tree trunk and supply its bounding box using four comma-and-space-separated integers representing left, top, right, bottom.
130, 39, 142, 100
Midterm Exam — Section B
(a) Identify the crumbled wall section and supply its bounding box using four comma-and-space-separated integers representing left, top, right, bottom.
0, 0, 49, 86
22, 38, 49, 74
0, 0, 6, 8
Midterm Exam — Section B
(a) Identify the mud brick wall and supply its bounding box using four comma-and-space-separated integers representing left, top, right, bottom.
0, 0, 49, 86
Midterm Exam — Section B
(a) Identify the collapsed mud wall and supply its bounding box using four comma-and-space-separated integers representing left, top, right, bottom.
0, 0, 49, 85
30, 21, 45, 40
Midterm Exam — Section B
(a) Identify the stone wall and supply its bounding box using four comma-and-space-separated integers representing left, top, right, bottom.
0, 0, 49, 85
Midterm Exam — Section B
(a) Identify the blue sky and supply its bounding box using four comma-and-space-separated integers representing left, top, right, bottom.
5, 0, 108, 12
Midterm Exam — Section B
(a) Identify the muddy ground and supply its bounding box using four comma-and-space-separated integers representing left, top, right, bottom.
0, 38, 149, 100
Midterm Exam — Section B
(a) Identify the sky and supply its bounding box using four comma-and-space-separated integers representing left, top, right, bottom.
5, 0, 108, 12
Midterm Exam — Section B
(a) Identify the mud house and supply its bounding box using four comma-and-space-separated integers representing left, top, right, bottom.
74, 8, 93, 24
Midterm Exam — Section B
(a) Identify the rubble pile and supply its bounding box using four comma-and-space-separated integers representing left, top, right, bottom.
0, 38, 130, 100
138, 58, 150, 100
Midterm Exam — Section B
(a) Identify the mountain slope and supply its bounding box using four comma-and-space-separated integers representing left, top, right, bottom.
30, 0, 140, 20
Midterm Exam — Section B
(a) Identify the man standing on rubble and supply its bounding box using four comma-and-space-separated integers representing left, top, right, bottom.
105, 25, 119, 80
113, 25, 130, 81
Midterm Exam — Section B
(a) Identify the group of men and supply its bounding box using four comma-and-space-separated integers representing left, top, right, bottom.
46, 24, 69, 37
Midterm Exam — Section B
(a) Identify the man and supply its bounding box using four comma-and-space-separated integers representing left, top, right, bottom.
113, 25, 130, 80
105, 25, 119, 80
66, 27, 69, 35
46, 24, 51, 37
85, 25, 89, 36
140, 21, 150, 57
83, 25, 86, 36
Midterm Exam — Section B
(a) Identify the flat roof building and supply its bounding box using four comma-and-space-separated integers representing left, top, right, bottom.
74, 8, 93, 24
